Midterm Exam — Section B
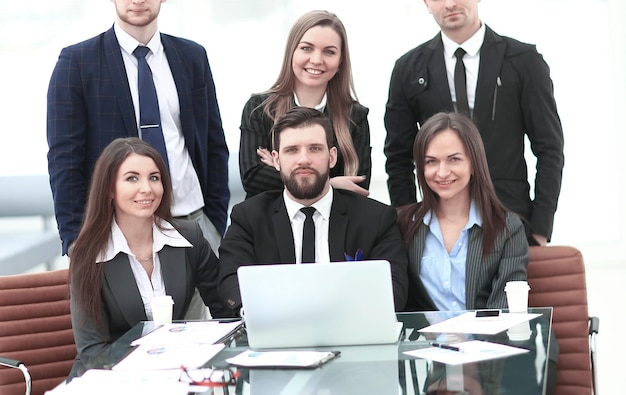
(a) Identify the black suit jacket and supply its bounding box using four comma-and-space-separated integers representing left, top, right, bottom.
69, 220, 227, 379
47, 27, 229, 254
217, 190, 409, 314
384, 25, 564, 240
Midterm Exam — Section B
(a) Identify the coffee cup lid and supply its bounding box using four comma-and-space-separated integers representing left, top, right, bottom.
505, 281, 530, 291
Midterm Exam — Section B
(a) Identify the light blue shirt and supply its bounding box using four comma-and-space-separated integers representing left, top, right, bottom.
421, 201, 482, 311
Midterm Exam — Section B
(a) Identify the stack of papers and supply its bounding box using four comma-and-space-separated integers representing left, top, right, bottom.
44, 370, 188, 395
405, 340, 528, 365
113, 343, 225, 371
131, 320, 243, 346
112, 321, 243, 371
226, 350, 340, 368
48, 321, 244, 394
419, 312, 540, 335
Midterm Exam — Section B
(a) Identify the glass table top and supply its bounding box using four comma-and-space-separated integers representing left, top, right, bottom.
81, 308, 553, 395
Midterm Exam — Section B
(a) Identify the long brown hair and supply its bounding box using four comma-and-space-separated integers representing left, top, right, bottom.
397, 113, 509, 257
260, 10, 359, 176
70, 137, 173, 325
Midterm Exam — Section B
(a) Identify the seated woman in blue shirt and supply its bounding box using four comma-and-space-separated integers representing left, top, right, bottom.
397, 112, 529, 311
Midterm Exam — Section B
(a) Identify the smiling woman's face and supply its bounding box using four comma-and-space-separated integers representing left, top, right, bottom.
291, 25, 342, 93
112, 153, 163, 223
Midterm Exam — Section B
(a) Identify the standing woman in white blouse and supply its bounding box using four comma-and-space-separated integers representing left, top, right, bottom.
67, 137, 227, 380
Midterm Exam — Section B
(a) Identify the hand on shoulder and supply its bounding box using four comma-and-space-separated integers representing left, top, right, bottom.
330, 176, 369, 197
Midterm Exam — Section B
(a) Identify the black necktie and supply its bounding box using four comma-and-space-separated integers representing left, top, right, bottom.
300, 207, 316, 263
133, 46, 170, 170
454, 47, 470, 116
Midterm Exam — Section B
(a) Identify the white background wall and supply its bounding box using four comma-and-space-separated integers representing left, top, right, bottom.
0, 0, 622, 392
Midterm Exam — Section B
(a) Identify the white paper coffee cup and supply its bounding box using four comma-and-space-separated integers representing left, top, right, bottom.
151, 295, 174, 326
504, 281, 530, 313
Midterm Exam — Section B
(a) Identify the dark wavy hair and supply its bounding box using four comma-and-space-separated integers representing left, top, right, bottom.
397, 112, 509, 256
272, 106, 334, 151
70, 137, 173, 326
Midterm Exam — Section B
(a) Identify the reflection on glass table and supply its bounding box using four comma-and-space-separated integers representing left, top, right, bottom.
78, 308, 553, 395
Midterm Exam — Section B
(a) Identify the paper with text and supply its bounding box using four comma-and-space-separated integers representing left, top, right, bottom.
131, 320, 243, 346
404, 340, 529, 365
419, 312, 540, 335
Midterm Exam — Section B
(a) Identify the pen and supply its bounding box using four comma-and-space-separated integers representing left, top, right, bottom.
317, 351, 341, 365
430, 342, 461, 352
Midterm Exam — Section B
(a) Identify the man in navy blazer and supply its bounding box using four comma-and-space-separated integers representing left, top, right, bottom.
218, 107, 409, 316
384, 0, 564, 246
47, 0, 229, 256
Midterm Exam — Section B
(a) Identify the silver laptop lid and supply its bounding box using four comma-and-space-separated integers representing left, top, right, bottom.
237, 260, 398, 349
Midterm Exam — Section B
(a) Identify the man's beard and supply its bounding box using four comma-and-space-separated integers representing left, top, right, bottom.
281, 167, 329, 200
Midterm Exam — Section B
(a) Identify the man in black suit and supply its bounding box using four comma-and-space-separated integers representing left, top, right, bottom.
384, 0, 564, 246
218, 107, 408, 315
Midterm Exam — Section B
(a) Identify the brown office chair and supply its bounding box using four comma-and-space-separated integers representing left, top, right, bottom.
527, 246, 599, 395
0, 269, 76, 395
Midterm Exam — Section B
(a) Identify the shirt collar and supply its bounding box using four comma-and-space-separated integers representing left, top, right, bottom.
97, 218, 192, 263
423, 200, 483, 229
114, 22, 163, 57
283, 186, 333, 221
441, 22, 486, 59
293, 92, 328, 112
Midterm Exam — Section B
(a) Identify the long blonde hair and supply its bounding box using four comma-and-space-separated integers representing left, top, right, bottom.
261, 10, 359, 176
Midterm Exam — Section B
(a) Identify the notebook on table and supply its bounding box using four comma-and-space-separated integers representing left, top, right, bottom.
237, 260, 400, 349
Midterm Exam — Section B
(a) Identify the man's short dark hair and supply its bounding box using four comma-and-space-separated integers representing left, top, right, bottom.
272, 107, 334, 150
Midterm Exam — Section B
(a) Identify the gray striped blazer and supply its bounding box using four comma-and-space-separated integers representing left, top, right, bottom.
405, 212, 529, 311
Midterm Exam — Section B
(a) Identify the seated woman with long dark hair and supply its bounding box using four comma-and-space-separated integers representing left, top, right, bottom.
68, 137, 227, 379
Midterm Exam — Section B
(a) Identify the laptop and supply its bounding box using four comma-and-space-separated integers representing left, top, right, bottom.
237, 260, 400, 349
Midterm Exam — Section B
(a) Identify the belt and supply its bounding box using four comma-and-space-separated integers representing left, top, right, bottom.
173, 208, 204, 220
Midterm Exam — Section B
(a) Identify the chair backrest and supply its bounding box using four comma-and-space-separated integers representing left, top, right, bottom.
527, 246, 593, 395
0, 269, 76, 395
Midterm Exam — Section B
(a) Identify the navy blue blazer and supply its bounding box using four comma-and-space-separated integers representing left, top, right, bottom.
217, 189, 409, 314
47, 27, 229, 254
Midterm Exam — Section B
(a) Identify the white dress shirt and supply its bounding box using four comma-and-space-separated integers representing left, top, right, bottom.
283, 187, 333, 264
97, 218, 192, 319
441, 23, 486, 113
114, 23, 204, 217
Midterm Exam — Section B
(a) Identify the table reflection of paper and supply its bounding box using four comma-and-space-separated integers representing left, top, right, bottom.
131, 321, 243, 346
404, 340, 529, 365
113, 343, 225, 371
419, 312, 540, 335
44, 369, 188, 395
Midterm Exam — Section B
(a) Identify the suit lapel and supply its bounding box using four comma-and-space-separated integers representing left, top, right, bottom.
161, 34, 195, 154
158, 245, 187, 319
271, 195, 297, 262
464, 226, 483, 310
102, 254, 146, 325
426, 35, 455, 109
328, 193, 348, 261
410, 223, 437, 310
474, 26, 506, 122
104, 27, 138, 136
